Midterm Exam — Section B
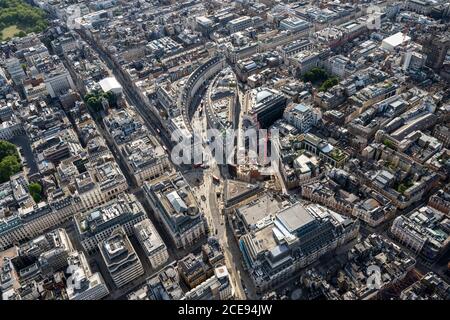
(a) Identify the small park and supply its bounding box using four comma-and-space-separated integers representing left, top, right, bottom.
0, 0, 47, 41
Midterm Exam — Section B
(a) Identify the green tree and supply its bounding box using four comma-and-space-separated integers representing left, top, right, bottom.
86, 96, 101, 111
0, 155, 21, 183
0, 0, 48, 39
84, 89, 117, 112
303, 67, 328, 83
319, 77, 339, 92
0, 140, 21, 183
105, 90, 117, 107
28, 182, 43, 202
383, 139, 395, 149
0, 140, 19, 160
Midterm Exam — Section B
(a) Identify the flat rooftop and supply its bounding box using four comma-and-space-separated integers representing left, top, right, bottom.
237, 194, 282, 227
276, 203, 315, 234
382, 32, 411, 48
252, 225, 278, 253
224, 179, 260, 203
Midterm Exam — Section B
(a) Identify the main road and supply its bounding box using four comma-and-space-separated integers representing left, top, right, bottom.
75, 28, 258, 299
189, 103, 258, 299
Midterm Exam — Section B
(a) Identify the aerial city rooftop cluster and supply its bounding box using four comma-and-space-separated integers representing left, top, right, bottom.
0, 0, 449, 301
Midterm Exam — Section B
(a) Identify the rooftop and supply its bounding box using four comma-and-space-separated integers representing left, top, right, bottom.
75, 193, 145, 237
276, 203, 315, 234
98, 77, 122, 93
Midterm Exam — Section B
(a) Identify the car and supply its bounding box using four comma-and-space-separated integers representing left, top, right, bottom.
201, 195, 207, 201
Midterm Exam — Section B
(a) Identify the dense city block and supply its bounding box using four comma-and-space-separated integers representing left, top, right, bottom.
0, 0, 449, 302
